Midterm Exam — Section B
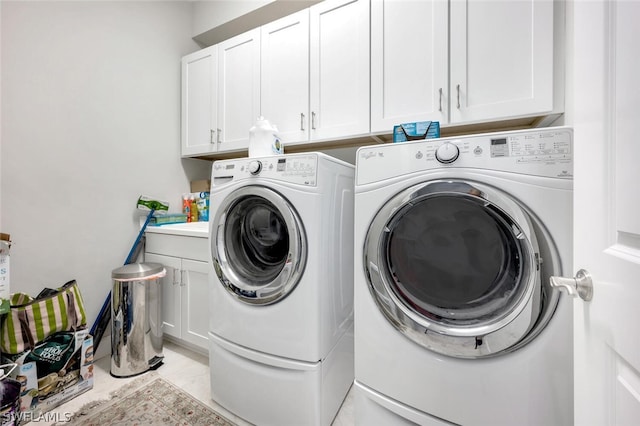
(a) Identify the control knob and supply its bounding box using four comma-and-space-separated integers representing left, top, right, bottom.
435, 142, 460, 164
248, 160, 262, 175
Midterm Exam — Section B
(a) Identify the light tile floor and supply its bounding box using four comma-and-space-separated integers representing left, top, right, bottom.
39, 340, 355, 425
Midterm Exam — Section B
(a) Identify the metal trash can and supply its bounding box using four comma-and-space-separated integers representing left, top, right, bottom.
110, 263, 166, 378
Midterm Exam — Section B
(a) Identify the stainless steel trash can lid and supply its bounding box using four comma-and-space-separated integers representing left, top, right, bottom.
112, 263, 165, 280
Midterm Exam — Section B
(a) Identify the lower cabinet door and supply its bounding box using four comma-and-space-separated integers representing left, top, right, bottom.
145, 253, 210, 352
146, 253, 182, 340
180, 258, 211, 349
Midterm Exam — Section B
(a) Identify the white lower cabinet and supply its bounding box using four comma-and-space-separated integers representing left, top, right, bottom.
145, 234, 210, 353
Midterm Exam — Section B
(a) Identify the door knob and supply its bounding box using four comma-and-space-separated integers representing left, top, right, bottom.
550, 269, 593, 301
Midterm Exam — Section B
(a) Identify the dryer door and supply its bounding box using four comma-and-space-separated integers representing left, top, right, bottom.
365, 179, 542, 358
212, 185, 306, 305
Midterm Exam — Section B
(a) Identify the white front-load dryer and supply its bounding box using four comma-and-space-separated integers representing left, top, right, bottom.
354, 127, 574, 425
208, 152, 354, 426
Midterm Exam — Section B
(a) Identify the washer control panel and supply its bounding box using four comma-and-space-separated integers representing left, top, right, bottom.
212, 154, 319, 187
356, 127, 573, 185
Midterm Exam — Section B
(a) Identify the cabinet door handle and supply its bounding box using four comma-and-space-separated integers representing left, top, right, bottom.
438, 88, 443, 112
210, 129, 215, 144
180, 270, 186, 287
300, 113, 305, 131
217, 129, 222, 144
456, 84, 461, 109
172, 268, 179, 286
311, 112, 316, 130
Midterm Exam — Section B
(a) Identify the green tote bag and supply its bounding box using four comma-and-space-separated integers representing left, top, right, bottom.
0, 280, 87, 355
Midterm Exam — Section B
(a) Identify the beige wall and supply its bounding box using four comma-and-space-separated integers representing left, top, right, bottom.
192, 0, 274, 37
0, 1, 210, 328
191, 0, 321, 47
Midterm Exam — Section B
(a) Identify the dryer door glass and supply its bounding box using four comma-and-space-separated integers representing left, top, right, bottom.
364, 179, 541, 358
386, 194, 522, 323
212, 186, 307, 305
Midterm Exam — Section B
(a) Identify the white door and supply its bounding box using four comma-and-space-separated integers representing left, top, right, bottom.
145, 253, 181, 339
449, 0, 554, 124
573, 1, 640, 424
181, 46, 217, 156
370, 0, 448, 132
261, 9, 310, 145
309, 0, 369, 141
217, 28, 261, 152
181, 258, 210, 350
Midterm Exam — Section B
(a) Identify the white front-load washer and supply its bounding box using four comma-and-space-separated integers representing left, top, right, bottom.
354, 127, 573, 425
208, 152, 354, 426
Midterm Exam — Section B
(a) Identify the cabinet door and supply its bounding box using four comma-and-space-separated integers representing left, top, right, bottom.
449, 0, 554, 123
309, 0, 370, 141
217, 28, 261, 152
181, 46, 218, 156
180, 259, 210, 350
261, 9, 310, 145
370, 0, 448, 133
145, 253, 182, 339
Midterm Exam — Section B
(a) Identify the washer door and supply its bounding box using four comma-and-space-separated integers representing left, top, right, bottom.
364, 180, 542, 358
212, 185, 306, 305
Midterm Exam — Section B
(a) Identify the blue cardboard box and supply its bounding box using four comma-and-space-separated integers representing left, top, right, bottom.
393, 121, 440, 142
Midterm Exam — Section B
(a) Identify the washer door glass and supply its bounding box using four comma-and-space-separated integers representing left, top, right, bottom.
213, 186, 306, 305
227, 196, 289, 283
365, 180, 541, 358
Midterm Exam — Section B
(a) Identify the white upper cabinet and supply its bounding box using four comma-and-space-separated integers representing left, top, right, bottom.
180, 28, 260, 157
370, 0, 448, 133
260, 0, 370, 147
260, 10, 310, 145
183, 0, 562, 158
449, 0, 554, 123
308, 0, 370, 143
217, 28, 261, 152
371, 0, 557, 131
181, 46, 218, 156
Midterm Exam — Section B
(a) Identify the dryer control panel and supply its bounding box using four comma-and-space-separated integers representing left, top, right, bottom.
489, 132, 572, 159
212, 154, 319, 187
356, 127, 573, 185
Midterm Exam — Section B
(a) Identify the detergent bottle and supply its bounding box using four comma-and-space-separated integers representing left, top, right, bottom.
248, 116, 283, 157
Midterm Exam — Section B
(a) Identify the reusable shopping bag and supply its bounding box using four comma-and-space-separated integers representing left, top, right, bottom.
0, 280, 87, 355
